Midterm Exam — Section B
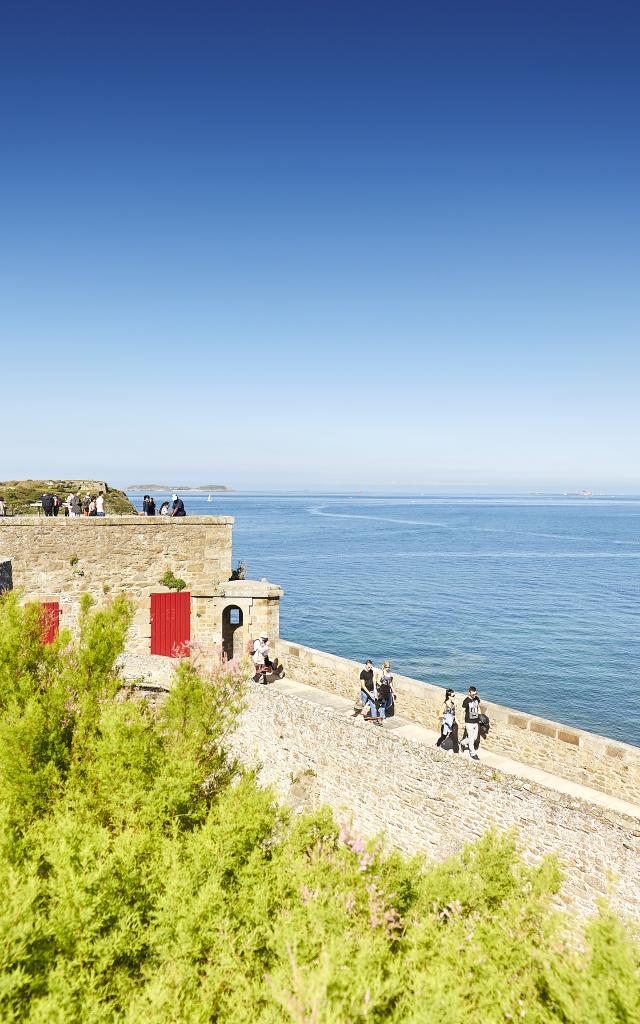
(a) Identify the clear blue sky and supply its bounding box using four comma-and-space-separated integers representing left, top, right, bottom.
2, 0, 639, 491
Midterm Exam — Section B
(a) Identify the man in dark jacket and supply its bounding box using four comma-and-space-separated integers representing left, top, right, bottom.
171, 493, 186, 517
41, 492, 55, 517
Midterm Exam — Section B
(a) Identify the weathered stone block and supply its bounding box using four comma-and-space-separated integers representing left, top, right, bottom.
606, 745, 626, 760
508, 714, 529, 729
558, 730, 580, 746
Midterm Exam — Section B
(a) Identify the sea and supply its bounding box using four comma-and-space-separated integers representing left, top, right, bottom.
128, 492, 640, 745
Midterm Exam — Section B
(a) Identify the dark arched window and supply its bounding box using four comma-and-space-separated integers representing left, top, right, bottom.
222, 604, 243, 661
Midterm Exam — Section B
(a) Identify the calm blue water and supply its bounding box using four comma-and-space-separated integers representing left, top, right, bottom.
130, 493, 640, 744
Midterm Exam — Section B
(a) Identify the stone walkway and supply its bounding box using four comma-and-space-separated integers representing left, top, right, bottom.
270, 677, 640, 821
119, 655, 640, 821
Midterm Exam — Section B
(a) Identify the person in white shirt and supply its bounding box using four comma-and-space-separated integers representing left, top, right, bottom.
252, 634, 273, 684
96, 494, 105, 517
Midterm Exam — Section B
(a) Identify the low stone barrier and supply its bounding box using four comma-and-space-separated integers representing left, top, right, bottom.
275, 638, 640, 806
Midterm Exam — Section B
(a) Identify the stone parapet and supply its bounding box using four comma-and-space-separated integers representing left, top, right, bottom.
275, 638, 640, 806
0, 516, 235, 653
0, 515, 234, 601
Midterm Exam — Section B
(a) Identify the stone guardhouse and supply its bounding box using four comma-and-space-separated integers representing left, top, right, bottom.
0, 516, 283, 660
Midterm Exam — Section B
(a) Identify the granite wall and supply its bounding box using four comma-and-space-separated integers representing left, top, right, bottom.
230, 685, 640, 926
0, 516, 233, 651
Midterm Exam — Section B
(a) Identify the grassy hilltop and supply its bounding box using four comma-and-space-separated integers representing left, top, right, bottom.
0, 480, 135, 515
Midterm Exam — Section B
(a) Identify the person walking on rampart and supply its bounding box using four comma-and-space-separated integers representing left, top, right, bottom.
0, 496, 6, 517
171, 493, 186, 517
69, 493, 81, 517
377, 661, 395, 722
436, 688, 459, 752
96, 493, 105, 517
352, 659, 375, 718
460, 686, 481, 760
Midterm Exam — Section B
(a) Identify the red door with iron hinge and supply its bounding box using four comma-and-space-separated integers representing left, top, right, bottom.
41, 602, 60, 644
150, 592, 190, 657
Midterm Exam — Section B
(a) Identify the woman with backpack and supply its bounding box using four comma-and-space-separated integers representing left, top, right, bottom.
436, 688, 459, 753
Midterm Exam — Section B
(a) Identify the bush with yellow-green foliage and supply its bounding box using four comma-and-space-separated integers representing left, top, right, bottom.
0, 589, 638, 1023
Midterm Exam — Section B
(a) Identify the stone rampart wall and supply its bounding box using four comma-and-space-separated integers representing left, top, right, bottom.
0, 516, 233, 650
0, 516, 233, 597
275, 639, 640, 806
230, 686, 640, 925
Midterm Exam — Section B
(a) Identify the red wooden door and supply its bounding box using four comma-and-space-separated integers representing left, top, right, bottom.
41, 602, 60, 644
150, 592, 190, 657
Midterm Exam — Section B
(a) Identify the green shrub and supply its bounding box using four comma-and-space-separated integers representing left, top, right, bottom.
159, 570, 187, 592
0, 589, 638, 1022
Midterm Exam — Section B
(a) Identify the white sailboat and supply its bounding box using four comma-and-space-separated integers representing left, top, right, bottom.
207, 493, 212, 502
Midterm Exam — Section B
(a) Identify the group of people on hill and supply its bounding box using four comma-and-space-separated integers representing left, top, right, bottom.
41, 492, 105, 517
141, 494, 186, 517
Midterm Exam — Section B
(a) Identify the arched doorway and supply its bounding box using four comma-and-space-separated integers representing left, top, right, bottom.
222, 605, 243, 662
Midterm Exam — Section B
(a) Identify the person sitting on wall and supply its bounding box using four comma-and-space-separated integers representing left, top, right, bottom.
251, 634, 285, 684
252, 634, 272, 684
159, 501, 170, 516
171, 493, 186, 517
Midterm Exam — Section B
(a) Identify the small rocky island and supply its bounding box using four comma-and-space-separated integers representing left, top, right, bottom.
126, 483, 232, 492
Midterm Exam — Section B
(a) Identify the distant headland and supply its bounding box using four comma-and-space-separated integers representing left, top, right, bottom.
126, 484, 233, 493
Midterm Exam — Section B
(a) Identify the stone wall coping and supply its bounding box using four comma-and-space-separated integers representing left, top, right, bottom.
278, 637, 640, 764
193, 580, 284, 598
0, 515, 234, 526
210, 581, 282, 598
